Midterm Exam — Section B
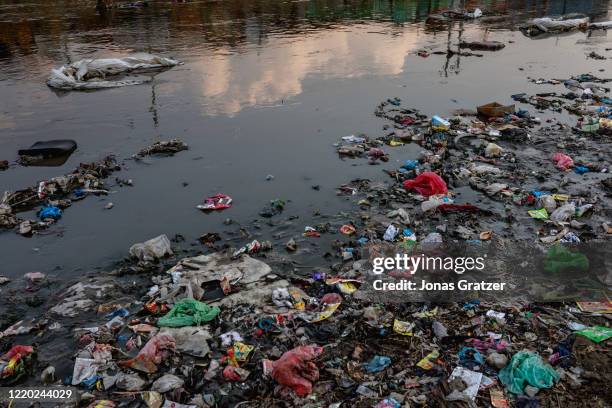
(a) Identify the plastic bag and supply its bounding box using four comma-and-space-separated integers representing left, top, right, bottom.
552, 153, 574, 170
262, 345, 323, 397
499, 351, 560, 394
38, 205, 62, 221
383, 224, 398, 241
364, 355, 391, 373
549, 203, 575, 223
575, 326, 612, 343
528, 208, 548, 220
119, 334, 176, 373
458, 347, 485, 370
403, 172, 447, 196
157, 298, 220, 327
129, 234, 173, 262
152, 374, 184, 393
485, 143, 503, 158
537, 195, 557, 213
47, 53, 180, 90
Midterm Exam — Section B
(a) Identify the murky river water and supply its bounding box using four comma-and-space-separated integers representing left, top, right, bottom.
0, 0, 610, 278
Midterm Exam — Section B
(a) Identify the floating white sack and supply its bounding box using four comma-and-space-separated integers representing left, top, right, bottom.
47, 53, 180, 90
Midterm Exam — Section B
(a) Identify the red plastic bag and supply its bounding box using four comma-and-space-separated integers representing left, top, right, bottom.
119, 334, 175, 373
403, 172, 447, 196
263, 345, 323, 397
552, 153, 574, 170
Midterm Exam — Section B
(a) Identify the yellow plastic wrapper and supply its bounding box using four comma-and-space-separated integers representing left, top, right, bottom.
234, 342, 254, 361
306, 302, 340, 323
413, 307, 438, 318
416, 350, 439, 370
289, 288, 306, 310
552, 194, 570, 201
393, 319, 415, 336
337, 282, 358, 294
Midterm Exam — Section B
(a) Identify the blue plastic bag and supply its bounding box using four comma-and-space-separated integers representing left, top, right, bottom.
364, 355, 391, 373
38, 205, 62, 220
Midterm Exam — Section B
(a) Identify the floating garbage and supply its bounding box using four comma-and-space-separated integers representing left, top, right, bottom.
197, 194, 233, 211
47, 53, 180, 90
520, 14, 590, 37
460, 41, 505, 51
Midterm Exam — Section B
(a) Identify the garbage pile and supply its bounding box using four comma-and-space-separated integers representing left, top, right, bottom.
0, 155, 120, 235
333, 79, 611, 246
0, 140, 187, 236
0, 243, 610, 407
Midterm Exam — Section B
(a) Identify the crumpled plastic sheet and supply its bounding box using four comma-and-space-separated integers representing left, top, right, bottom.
157, 298, 220, 328
499, 351, 560, 394
403, 172, 448, 196
552, 152, 574, 170
47, 53, 180, 90
129, 234, 173, 262
523, 15, 590, 34
263, 345, 323, 397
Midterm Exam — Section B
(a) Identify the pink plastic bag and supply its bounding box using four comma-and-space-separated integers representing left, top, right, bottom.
403, 172, 447, 196
263, 345, 323, 397
552, 153, 574, 170
119, 334, 175, 373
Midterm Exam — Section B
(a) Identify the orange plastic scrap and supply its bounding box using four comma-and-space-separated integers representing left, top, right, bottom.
118, 334, 175, 373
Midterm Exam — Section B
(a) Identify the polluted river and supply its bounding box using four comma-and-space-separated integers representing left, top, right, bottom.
0, 0, 611, 407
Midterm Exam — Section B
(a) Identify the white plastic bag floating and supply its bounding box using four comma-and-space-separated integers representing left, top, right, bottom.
47, 53, 180, 90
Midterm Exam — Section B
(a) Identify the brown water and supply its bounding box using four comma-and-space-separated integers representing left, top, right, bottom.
0, 0, 611, 278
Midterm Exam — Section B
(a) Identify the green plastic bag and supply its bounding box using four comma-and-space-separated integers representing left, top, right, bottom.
157, 298, 220, 327
499, 351, 560, 394
528, 208, 548, 220
544, 244, 589, 273
575, 326, 612, 343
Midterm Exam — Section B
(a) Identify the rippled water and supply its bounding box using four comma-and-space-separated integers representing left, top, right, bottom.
0, 0, 610, 278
